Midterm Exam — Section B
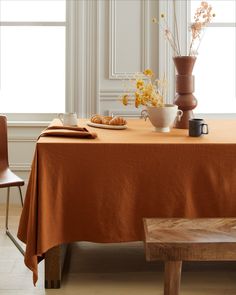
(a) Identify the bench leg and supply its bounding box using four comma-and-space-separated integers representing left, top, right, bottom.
164, 261, 182, 295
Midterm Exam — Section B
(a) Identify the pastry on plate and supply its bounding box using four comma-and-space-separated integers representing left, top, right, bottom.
90, 114, 126, 126
91, 114, 103, 124
109, 116, 127, 126
101, 116, 112, 125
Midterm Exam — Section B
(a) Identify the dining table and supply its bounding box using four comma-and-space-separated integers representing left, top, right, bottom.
17, 118, 236, 288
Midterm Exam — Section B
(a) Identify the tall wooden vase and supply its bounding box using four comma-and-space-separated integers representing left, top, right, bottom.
173, 56, 197, 129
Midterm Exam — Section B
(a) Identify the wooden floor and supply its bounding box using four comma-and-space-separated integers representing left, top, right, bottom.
1, 205, 236, 294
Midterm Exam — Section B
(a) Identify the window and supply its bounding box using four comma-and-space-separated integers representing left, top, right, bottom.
190, 0, 236, 113
0, 0, 66, 113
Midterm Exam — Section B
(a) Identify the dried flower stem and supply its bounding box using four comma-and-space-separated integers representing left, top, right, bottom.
173, 0, 181, 56
195, 28, 206, 55
154, 1, 215, 57
161, 18, 179, 56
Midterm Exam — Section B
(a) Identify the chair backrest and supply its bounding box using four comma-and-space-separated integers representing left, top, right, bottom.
0, 115, 9, 169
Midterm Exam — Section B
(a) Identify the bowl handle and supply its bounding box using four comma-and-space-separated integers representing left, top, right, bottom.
141, 110, 149, 121
176, 110, 183, 122
58, 113, 64, 124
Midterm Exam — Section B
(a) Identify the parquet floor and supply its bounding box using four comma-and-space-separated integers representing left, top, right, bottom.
1, 205, 236, 294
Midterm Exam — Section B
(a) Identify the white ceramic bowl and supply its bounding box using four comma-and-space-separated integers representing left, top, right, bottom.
141, 104, 183, 132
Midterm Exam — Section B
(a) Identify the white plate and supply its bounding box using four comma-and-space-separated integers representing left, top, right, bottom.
87, 121, 127, 130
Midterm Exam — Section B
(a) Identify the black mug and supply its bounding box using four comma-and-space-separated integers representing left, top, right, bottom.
189, 119, 209, 137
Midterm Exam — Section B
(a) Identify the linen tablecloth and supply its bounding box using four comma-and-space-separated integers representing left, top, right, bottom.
17, 119, 236, 284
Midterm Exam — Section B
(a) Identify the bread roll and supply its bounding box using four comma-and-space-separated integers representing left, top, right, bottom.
109, 116, 127, 126
91, 115, 103, 124
101, 116, 112, 125
91, 115, 126, 126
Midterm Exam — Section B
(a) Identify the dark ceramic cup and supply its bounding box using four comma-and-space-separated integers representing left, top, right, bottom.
189, 118, 209, 137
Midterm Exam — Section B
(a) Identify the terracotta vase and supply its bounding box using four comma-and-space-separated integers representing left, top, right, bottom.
173, 56, 197, 129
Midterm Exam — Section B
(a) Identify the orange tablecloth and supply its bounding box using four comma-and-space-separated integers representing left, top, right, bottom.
17, 119, 236, 284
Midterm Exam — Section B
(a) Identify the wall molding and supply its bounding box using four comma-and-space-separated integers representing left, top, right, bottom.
7, 121, 46, 141
8, 138, 36, 142
85, 0, 100, 116
8, 121, 49, 127
100, 89, 136, 101
10, 164, 31, 172
3, 113, 58, 122
108, 109, 141, 117
68, 0, 100, 117
109, 0, 150, 80
100, 89, 127, 98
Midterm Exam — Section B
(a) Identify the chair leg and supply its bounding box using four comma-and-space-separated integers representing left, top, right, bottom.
5, 187, 10, 230
18, 186, 24, 207
5, 187, 25, 256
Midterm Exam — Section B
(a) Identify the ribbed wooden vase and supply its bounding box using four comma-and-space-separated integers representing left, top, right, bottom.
173, 56, 197, 129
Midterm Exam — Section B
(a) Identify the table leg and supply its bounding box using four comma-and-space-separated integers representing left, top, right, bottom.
164, 260, 182, 295
45, 244, 68, 289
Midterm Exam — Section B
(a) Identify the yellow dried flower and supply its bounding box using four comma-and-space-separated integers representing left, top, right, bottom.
141, 95, 148, 106
152, 17, 158, 24
151, 99, 158, 107
136, 79, 144, 90
120, 68, 166, 109
122, 94, 129, 106
156, 93, 164, 106
135, 92, 141, 108
143, 68, 154, 77
143, 83, 154, 97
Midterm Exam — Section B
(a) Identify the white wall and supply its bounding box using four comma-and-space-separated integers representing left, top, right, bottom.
99, 0, 158, 116
1, 0, 159, 204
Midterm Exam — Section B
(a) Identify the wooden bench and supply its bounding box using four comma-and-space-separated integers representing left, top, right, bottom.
143, 218, 236, 295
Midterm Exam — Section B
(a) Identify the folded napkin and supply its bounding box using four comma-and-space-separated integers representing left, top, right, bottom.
39, 125, 97, 139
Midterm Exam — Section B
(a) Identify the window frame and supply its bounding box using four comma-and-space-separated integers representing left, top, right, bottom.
158, 0, 236, 118
0, 0, 99, 123
0, 0, 73, 122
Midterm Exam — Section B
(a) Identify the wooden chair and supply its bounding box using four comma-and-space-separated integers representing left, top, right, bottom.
0, 115, 25, 255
